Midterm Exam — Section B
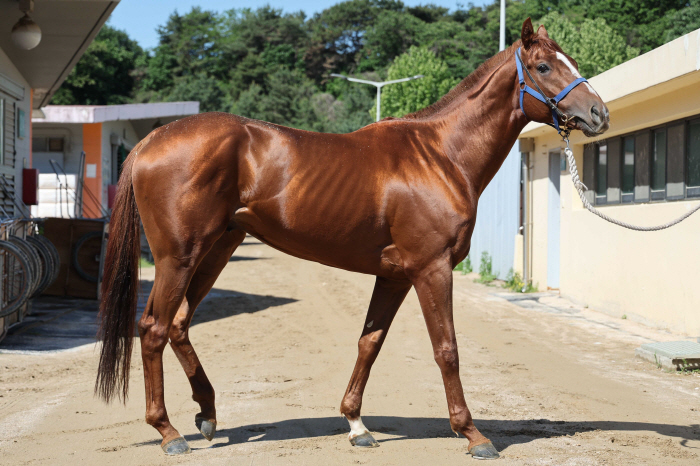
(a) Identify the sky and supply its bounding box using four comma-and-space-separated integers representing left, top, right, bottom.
108, 0, 492, 50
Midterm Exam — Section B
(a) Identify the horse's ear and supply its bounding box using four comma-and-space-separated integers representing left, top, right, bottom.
521, 18, 535, 49
536, 24, 550, 39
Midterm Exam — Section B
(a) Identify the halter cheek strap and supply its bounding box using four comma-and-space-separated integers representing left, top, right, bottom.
516, 47, 587, 134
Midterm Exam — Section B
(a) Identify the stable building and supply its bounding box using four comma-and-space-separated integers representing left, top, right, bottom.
31, 102, 199, 218
518, 28, 700, 336
0, 0, 119, 217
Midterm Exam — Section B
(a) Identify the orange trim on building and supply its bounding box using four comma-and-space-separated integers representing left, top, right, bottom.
82, 123, 102, 218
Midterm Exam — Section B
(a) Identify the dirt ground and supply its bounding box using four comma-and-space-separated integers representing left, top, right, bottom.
1, 237, 699, 465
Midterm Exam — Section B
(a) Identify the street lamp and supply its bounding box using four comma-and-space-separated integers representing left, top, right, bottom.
330, 73, 424, 122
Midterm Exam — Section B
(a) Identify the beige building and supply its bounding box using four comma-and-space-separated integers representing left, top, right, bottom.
518, 28, 700, 336
0, 0, 119, 216
31, 102, 199, 218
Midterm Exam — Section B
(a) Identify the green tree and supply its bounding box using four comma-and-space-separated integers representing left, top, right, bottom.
51, 25, 143, 105
664, 0, 700, 43
375, 46, 458, 118
539, 12, 639, 77
232, 69, 319, 130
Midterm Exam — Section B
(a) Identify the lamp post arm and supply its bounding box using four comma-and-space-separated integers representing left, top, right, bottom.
329, 73, 425, 122
379, 75, 425, 87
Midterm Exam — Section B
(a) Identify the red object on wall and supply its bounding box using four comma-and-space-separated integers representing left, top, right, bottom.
22, 168, 39, 205
108, 184, 117, 209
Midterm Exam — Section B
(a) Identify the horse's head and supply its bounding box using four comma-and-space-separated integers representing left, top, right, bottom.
518, 18, 609, 137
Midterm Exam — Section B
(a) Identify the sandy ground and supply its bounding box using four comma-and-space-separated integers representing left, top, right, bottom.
1, 237, 699, 465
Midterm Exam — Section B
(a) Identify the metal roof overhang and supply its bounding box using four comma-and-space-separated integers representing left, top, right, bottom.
0, 0, 120, 109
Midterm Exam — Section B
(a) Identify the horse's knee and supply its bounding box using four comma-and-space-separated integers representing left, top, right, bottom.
357, 331, 384, 358
433, 343, 459, 372
168, 323, 189, 347
138, 318, 169, 353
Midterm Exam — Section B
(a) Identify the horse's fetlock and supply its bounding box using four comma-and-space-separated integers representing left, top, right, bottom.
340, 396, 361, 419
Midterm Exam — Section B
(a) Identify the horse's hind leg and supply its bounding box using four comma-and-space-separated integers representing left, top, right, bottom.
168, 229, 246, 441
138, 253, 201, 455
340, 276, 411, 447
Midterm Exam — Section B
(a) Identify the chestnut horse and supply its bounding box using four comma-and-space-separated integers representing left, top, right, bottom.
96, 19, 608, 459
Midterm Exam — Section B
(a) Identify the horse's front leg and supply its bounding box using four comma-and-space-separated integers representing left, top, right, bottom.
340, 276, 412, 447
411, 260, 500, 460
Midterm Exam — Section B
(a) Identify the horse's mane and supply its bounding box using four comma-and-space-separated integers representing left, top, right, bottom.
401, 40, 522, 120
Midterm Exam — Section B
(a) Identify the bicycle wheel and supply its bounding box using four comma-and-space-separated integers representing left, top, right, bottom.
34, 235, 61, 286
8, 237, 41, 297
72, 231, 104, 283
26, 235, 55, 297
0, 240, 31, 318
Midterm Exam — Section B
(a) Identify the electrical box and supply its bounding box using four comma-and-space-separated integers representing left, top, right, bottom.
22, 168, 38, 205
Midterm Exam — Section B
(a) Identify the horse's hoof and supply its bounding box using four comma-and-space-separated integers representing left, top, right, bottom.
162, 436, 191, 455
195, 416, 217, 441
350, 432, 379, 448
469, 441, 500, 460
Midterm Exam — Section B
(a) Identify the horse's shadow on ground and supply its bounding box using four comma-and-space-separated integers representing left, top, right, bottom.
135, 416, 700, 451
138, 280, 297, 328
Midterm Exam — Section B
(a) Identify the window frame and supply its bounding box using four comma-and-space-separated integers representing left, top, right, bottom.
650, 125, 667, 201
686, 116, 700, 198
590, 113, 700, 206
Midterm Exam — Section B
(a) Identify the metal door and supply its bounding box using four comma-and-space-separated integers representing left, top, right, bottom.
548, 151, 561, 289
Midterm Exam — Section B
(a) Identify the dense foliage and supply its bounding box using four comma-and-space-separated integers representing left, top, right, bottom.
54, 0, 700, 131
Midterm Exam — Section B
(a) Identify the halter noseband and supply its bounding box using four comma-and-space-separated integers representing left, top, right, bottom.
515, 46, 587, 137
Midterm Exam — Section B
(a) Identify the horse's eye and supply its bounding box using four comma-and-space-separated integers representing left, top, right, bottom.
537, 64, 549, 74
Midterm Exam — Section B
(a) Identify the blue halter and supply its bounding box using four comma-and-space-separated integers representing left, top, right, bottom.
515, 47, 587, 135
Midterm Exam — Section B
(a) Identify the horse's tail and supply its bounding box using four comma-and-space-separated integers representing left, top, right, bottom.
95, 149, 140, 403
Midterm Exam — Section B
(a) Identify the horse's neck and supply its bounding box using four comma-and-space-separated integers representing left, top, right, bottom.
438, 59, 528, 196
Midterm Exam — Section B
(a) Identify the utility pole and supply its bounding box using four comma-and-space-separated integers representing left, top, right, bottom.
330, 74, 424, 122
500, 0, 506, 51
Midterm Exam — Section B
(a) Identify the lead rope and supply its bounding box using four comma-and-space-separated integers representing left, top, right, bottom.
563, 138, 700, 231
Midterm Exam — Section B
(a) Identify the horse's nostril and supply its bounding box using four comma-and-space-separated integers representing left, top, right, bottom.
590, 105, 602, 125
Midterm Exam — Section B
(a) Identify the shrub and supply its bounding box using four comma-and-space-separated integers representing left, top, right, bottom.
503, 268, 538, 293
476, 251, 496, 284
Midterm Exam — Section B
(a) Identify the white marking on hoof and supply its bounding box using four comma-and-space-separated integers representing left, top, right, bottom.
366, 320, 373, 328
347, 417, 369, 439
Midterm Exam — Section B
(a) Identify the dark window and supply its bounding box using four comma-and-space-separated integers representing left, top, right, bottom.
607, 138, 621, 204
667, 123, 685, 200
622, 136, 635, 199
687, 119, 700, 194
585, 113, 700, 205
652, 129, 666, 193
596, 144, 607, 196
48, 137, 64, 152
32, 136, 47, 152
634, 131, 650, 202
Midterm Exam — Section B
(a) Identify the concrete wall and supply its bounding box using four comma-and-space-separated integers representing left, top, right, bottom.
522, 77, 700, 336
33, 120, 140, 214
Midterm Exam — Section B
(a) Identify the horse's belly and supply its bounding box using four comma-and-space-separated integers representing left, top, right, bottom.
233, 206, 403, 278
